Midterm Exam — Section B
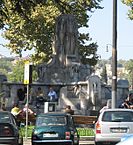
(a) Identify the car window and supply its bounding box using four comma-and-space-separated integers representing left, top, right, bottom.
0, 112, 11, 123
36, 116, 67, 126
102, 111, 133, 122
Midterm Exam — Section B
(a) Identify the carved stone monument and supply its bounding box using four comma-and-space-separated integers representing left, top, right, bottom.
37, 14, 91, 84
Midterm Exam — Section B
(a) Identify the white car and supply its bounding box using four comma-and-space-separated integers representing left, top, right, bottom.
94, 108, 133, 145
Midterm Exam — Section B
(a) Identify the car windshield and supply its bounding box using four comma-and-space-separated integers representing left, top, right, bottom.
36, 116, 67, 126
102, 111, 133, 122
0, 112, 11, 123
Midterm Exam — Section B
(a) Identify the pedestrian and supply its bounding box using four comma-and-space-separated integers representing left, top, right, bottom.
21, 104, 36, 124
22, 104, 34, 115
64, 105, 74, 115
11, 103, 22, 116
119, 91, 133, 109
47, 86, 58, 102
35, 87, 45, 108
11, 103, 22, 126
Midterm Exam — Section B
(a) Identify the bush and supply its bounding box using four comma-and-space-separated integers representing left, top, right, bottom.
20, 125, 34, 137
77, 128, 95, 136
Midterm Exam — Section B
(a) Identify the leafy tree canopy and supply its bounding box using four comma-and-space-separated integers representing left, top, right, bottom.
0, 57, 37, 82
120, 59, 133, 86
100, 65, 107, 84
122, 0, 133, 19
0, 0, 102, 65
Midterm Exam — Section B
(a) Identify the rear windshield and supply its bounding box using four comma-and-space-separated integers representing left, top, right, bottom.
102, 111, 133, 122
36, 116, 67, 126
0, 112, 11, 123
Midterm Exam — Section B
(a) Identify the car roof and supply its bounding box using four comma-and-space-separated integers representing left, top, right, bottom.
37, 112, 71, 117
104, 108, 133, 111
102, 108, 133, 113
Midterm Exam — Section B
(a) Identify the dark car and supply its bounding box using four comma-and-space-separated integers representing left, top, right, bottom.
0, 111, 23, 145
31, 112, 79, 145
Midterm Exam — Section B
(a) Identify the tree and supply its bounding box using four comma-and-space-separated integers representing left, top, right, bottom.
125, 59, 133, 88
0, 0, 102, 66
122, 0, 133, 20
0, 57, 37, 82
0, 58, 13, 79
8, 60, 24, 82
100, 65, 108, 84
8, 59, 38, 82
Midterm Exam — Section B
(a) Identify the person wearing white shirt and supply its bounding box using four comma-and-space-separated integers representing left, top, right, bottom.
48, 87, 58, 102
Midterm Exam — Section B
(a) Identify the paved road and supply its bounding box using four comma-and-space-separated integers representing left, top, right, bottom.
23, 139, 31, 145
23, 139, 94, 145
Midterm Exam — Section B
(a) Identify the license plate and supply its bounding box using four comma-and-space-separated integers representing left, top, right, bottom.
111, 128, 127, 133
43, 133, 58, 137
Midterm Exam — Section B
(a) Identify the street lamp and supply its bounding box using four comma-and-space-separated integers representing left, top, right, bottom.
106, 44, 112, 52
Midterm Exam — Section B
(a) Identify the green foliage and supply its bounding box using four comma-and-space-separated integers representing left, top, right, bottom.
77, 128, 95, 136
0, 57, 37, 82
124, 59, 133, 86
79, 42, 99, 65
20, 125, 34, 137
0, 57, 22, 82
122, 0, 133, 20
0, 0, 102, 66
0, 58, 13, 79
0, 58, 12, 71
8, 60, 24, 82
8, 59, 38, 82
100, 66, 107, 84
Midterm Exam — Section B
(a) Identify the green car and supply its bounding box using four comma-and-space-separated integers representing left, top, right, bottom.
0, 111, 23, 145
31, 112, 79, 145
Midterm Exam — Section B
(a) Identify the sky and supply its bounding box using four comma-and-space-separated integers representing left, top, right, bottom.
89, 0, 133, 60
0, 0, 133, 60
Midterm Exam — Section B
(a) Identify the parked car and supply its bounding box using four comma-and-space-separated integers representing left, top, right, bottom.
94, 108, 133, 145
31, 112, 79, 145
0, 111, 23, 145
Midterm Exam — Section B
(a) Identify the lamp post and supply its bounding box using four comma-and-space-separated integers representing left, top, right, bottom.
112, 0, 117, 108
106, 44, 112, 52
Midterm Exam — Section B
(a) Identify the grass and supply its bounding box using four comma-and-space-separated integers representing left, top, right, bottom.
20, 125, 95, 137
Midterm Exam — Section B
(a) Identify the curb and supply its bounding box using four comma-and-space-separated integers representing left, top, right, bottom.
23, 136, 94, 141
80, 136, 94, 141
